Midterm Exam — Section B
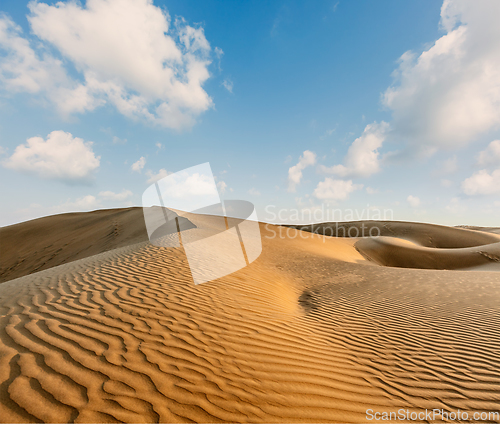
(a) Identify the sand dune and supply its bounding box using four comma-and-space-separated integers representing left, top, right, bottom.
291, 220, 500, 271
0, 213, 499, 422
0, 207, 193, 284
355, 236, 500, 271
289, 220, 500, 248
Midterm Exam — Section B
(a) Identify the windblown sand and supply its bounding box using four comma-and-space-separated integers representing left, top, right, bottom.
1, 210, 499, 422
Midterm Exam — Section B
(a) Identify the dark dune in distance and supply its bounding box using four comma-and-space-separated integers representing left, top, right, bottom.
0, 207, 194, 284
288, 220, 500, 247
289, 220, 500, 271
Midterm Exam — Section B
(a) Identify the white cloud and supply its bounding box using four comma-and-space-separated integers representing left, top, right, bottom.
214, 46, 223, 59
407, 195, 421, 208
214, 46, 223, 70
477, 140, 500, 166
287, 150, 316, 192
0, 15, 71, 95
132, 156, 146, 172
313, 178, 362, 201
462, 169, 500, 195
158, 172, 218, 198
248, 188, 261, 196
222, 78, 233, 93
0, 0, 214, 129
383, 0, 500, 151
112, 136, 127, 144
11, 195, 100, 224
99, 189, 132, 201
217, 180, 227, 195
461, 139, 500, 196
441, 178, 453, 187
2, 130, 100, 182
366, 187, 379, 195
320, 122, 389, 177
53, 195, 100, 213
146, 168, 169, 184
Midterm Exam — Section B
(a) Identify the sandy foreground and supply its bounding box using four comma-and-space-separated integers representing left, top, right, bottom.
0, 209, 500, 422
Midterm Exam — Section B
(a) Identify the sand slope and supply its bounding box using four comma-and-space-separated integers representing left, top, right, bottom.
355, 236, 500, 271
0, 215, 499, 422
289, 221, 500, 248
291, 220, 500, 271
0, 207, 193, 284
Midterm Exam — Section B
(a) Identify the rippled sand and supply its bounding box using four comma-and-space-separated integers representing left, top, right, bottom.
1, 211, 499, 422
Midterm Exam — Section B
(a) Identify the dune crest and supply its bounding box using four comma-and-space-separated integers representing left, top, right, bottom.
0, 207, 193, 284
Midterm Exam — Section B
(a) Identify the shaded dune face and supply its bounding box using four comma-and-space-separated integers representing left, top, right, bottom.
0, 207, 194, 284
0, 214, 499, 422
289, 221, 500, 248
355, 237, 500, 270
291, 221, 500, 271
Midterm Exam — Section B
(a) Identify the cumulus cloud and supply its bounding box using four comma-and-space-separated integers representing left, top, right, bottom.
461, 140, 500, 195
248, 188, 261, 196
383, 0, 500, 151
132, 157, 146, 172
146, 168, 169, 184
320, 122, 389, 177
146, 168, 170, 184
53, 195, 100, 214
477, 140, 500, 166
222, 78, 233, 93
407, 195, 421, 208
0, 16, 69, 93
112, 136, 127, 144
217, 180, 227, 194
287, 150, 316, 192
99, 189, 133, 201
0, 0, 214, 129
158, 172, 218, 198
2, 130, 100, 182
313, 178, 362, 201
462, 169, 500, 195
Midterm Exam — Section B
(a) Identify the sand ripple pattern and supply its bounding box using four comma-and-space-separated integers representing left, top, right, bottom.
1, 226, 499, 422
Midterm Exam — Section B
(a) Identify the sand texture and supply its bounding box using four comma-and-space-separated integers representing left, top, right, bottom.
0, 208, 193, 284
0, 211, 499, 422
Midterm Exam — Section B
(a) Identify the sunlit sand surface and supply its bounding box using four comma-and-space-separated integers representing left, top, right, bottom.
0, 209, 499, 422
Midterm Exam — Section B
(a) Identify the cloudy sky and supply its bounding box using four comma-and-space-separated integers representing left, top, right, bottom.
1, 0, 500, 226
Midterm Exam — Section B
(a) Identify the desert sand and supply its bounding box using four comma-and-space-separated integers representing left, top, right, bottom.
1, 209, 500, 422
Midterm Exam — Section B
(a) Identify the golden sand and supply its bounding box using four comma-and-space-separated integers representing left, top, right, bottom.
0, 210, 499, 422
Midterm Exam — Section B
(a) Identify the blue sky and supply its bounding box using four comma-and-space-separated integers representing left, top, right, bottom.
1, 0, 499, 227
